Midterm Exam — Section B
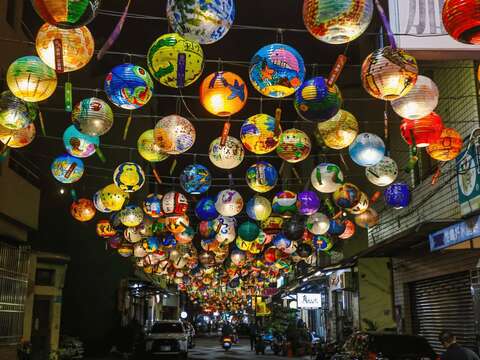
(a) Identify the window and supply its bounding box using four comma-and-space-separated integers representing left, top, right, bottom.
35, 269, 55, 286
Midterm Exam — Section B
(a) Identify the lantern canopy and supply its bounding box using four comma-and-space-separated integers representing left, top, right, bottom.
31, 0, 101, 29
349, 133, 385, 167
384, 182, 411, 209
154, 115, 196, 155
276, 128, 311, 163
365, 156, 398, 187
318, 110, 359, 150
427, 127, 463, 162
245, 161, 278, 193
200, 72, 247, 117
240, 114, 282, 154
442, 0, 480, 44
400, 112, 444, 148
72, 97, 114, 136
209, 136, 244, 169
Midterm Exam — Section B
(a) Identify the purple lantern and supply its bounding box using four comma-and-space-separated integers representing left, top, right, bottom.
296, 191, 320, 215
384, 182, 411, 209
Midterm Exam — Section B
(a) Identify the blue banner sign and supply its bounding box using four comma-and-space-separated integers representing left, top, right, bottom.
429, 215, 480, 251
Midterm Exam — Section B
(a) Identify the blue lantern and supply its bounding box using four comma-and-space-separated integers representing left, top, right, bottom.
63, 125, 99, 158
349, 132, 385, 167
195, 196, 219, 220
162, 233, 177, 247
328, 219, 346, 235
273, 232, 292, 250
180, 164, 212, 195
384, 182, 411, 209
51, 154, 84, 184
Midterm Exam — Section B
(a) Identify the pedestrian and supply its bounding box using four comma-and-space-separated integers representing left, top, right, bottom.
249, 322, 257, 351
439, 330, 480, 360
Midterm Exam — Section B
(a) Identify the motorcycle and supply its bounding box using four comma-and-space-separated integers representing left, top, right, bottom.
271, 334, 284, 356
222, 336, 232, 351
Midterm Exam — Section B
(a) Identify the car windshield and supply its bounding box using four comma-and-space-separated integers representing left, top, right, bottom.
372, 335, 434, 356
151, 322, 184, 334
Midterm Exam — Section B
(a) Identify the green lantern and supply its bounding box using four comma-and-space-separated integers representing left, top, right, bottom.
238, 221, 260, 242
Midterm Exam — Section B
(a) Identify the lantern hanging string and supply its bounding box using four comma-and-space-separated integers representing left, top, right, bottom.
97, 0, 131, 60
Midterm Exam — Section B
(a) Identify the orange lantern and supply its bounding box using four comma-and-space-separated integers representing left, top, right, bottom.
200, 72, 247, 117
427, 127, 463, 161
71, 198, 96, 222
96, 219, 116, 238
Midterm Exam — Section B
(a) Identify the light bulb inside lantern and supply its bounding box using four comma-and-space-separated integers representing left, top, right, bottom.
207, 94, 226, 115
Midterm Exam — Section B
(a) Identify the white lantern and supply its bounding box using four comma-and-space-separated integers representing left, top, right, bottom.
306, 213, 330, 235
311, 163, 344, 193
215, 189, 243, 217
365, 156, 398, 187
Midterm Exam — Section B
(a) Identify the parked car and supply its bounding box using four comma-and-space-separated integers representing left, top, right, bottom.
144, 320, 188, 359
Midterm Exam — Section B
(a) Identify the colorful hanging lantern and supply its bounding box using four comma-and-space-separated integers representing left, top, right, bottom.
273, 233, 292, 250
195, 196, 219, 220
294, 76, 342, 122
175, 227, 195, 244
333, 183, 360, 209
154, 115, 196, 155
63, 125, 98, 158
400, 112, 444, 148
96, 220, 116, 238
137, 129, 169, 163
0, 91, 38, 130
113, 162, 145, 193
346, 191, 369, 215
162, 191, 189, 215
143, 193, 163, 218
296, 191, 320, 216
71, 198, 96, 222
100, 184, 129, 212
118, 243, 134, 257
200, 72, 247, 116
240, 114, 282, 154
105, 64, 154, 110
310, 163, 344, 193
349, 133, 385, 167
180, 164, 212, 195
238, 221, 260, 242
230, 249, 246, 266
313, 235, 333, 252
31, 0, 100, 29
72, 97, 114, 136
318, 109, 359, 150
442, 0, 480, 44
272, 190, 298, 217
426, 127, 463, 162
147, 33, 204, 88
249, 43, 305, 98
282, 216, 305, 240
338, 220, 355, 239
328, 219, 346, 235
7, 56, 57, 102
365, 156, 398, 187
354, 208, 379, 228
208, 136, 244, 169
215, 189, 243, 217
0, 123, 36, 148
119, 205, 144, 227
213, 215, 237, 243
51, 154, 84, 183
276, 128, 311, 163
245, 161, 278, 193
384, 182, 411, 209
246, 195, 272, 221
296, 243, 314, 258
306, 212, 330, 235
166, 215, 190, 234
361, 46, 418, 100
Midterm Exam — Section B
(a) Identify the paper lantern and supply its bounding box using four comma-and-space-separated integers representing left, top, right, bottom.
180, 164, 211, 195
246, 161, 278, 193
303, 0, 373, 44
391, 75, 439, 120
338, 220, 355, 240
349, 133, 385, 167
273, 233, 292, 250
296, 243, 314, 258
296, 191, 320, 215
231, 250, 246, 266
442, 0, 480, 44
276, 128, 311, 163
63, 125, 98, 158
72, 97, 113, 136
175, 227, 195, 244
208, 136, 244, 169
346, 191, 369, 215
272, 190, 298, 217
154, 115, 196, 155
246, 195, 272, 221
113, 162, 145, 193
261, 216, 283, 235
361, 46, 418, 100
143, 193, 163, 218
354, 208, 379, 228
51, 154, 84, 183
0, 91, 38, 130
36, 23, 94, 72
215, 189, 243, 216
333, 183, 360, 209
195, 196, 219, 220
120, 205, 144, 227
283, 216, 305, 240
294, 76, 342, 122
31, 0, 100, 28
199, 220, 216, 239
365, 156, 398, 187
313, 235, 333, 251
166, 214, 190, 234
0, 123, 36, 148
200, 72, 247, 116
137, 129, 169, 163
238, 221, 260, 242
71, 199, 95, 222
100, 184, 129, 212
147, 33, 204, 88
118, 243, 134, 257
213, 215, 237, 243
427, 127, 463, 162
318, 110, 359, 150
249, 43, 305, 98
400, 113, 444, 147
7, 56, 57, 102
311, 163, 344, 193
162, 191, 189, 215
92, 191, 110, 214
306, 213, 330, 235
105, 64, 154, 110
96, 220, 116, 238
240, 114, 281, 154
384, 182, 411, 209
328, 219, 346, 235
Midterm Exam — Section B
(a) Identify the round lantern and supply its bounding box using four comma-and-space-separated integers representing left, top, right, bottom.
113, 162, 145, 193
294, 76, 342, 122
246, 195, 272, 221
338, 220, 355, 240
71, 199, 95, 222
273, 233, 292, 250
143, 193, 163, 218
31, 0, 100, 28
296, 243, 314, 258
306, 213, 330, 235
0, 91, 38, 130
162, 191, 189, 215
7, 56, 57, 102
180, 164, 211, 195
361, 46, 418, 100
231, 250, 246, 266
124, 227, 143, 244
208, 136, 244, 169
311, 163, 344, 193
354, 208, 379, 228
400, 112, 444, 147
346, 191, 369, 215
328, 219, 346, 235
213, 215, 237, 243
349, 133, 385, 167
202, 238, 220, 252
147, 33, 204, 88
0, 123, 35, 148
119, 205, 144, 227
264, 247, 279, 263
272, 190, 298, 217
96, 220, 115, 238
200, 72, 247, 116
442, 0, 480, 44
72, 97, 113, 136
118, 243, 133, 258
51, 154, 84, 183
100, 184, 129, 212
238, 221, 260, 242
36, 23, 94, 72
215, 189, 243, 217
195, 196, 219, 220
313, 235, 333, 251
108, 234, 122, 249
63, 125, 98, 158
333, 183, 360, 209
246, 161, 278, 193
427, 127, 463, 161
137, 129, 169, 163
175, 227, 195, 244
154, 115, 196, 155
297, 191, 320, 215
283, 216, 305, 240
276, 128, 311, 163
105, 63, 154, 110
318, 110, 359, 150
391, 75, 439, 120
384, 182, 411, 209
365, 156, 398, 187
166, 214, 190, 234
199, 220, 216, 239
240, 114, 281, 154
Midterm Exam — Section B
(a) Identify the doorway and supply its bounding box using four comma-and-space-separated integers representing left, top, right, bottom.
31, 296, 51, 360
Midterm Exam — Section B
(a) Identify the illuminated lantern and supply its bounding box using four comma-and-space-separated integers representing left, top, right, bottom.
0, 91, 38, 130
143, 193, 163, 218
166, 214, 190, 234
213, 216, 237, 243
154, 115, 196, 155
7, 56, 57, 102
105, 64, 154, 110
400, 113, 444, 147
361, 46, 418, 100
328, 219, 346, 235
231, 250, 246, 266
346, 191, 369, 215
108, 235, 122, 249
51, 154, 84, 183
96, 220, 116, 238
338, 220, 355, 240
283, 216, 305, 240
391, 76, 439, 120
333, 183, 360, 209
137, 129, 169, 163
238, 221, 260, 242
202, 238, 220, 252
276, 128, 311, 163
200, 72, 247, 116
264, 247, 278, 263
199, 252, 215, 267
354, 208, 379, 228
124, 227, 143, 244
306, 213, 330, 235
318, 110, 359, 150
162, 233, 176, 246
209, 136, 244, 169
296, 191, 320, 215
175, 227, 195, 244
442, 0, 480, 44
313, 235, 333, 251
365, 156, 398, 187
180, 164, 211, 195
249, 43, 305, 98
118, 243, 134, 257
63, 125, 98, 158
93, 191, 111, 213
246, 161, 278, 193
147, 33, 204, 88
384, 182, 411, 209
0, 123, 35, 148
426, 127, 463, 161
261, 216, 284, 235
272, 191, 298, 218
349, 133, 385, 167
100, 184, 129, 212
240, 114, 281, 154
71, 199, 95, 222
294, 76, 342, 122
310, 163, 344, 193
199, 220, 216, 239
273, 233, 292, 250
246, 195, 272, 221
113, 162, 145, 193
195, 196, 219, 220
162, 191, 189, 215
215, 189, 243, 216
36, 23, 94, 72
72, 97, 113, 136
31, 0, 100, 28
119, 205, 144, 227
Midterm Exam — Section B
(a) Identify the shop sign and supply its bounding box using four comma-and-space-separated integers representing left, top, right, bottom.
457, 140, 480, 216
429, 215, 480, 251
297, 293, 322, 309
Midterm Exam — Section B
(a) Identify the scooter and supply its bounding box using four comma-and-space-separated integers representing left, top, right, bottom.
271, 334, 284, 355
222, 336, 233, 351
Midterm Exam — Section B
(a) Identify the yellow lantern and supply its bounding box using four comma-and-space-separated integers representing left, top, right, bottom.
137, 129, 169, 162
0, 123, 36, 148
200, 72, 247, 117
317, 110, 359, 150
99, 183, 129, 211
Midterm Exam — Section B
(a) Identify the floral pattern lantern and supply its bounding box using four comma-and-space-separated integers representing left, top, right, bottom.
365, 156, 398, 187
195, 196, 219, 220
249, 43, 305, 98
154, 115, 196, 155
200, 72, 247, 116
72, 97, 114, 136
0, 91, 38, 131
318, 110, 359, 150
119, 205, 144, 227
113, 162, 145, 193
427, 128, 463, 162
276, 128, 311, 163
147, 33, 204, 88
272, 190, 298, 217
162, 191, 189, 215
240, 114, 281, 154
296, 191, 320, 215
361, 47, 418, 100
442, 0, 480, 44
354, 208, 379, 228
384, 182, 411, 209
209, 136, 244, 169
310, 163, 344, 193
306, 213, 330, 235
100, 184, 129, 212
71, 199, 96, 222
0, 123, 36, 148
215, 189, 243, 217
349, 133, 385, 167
143, 193, 163, 218
333, 183, 360, 209
137, 129, 169, 163
246, 195, 272, 221
51, 154, 84, 183
400, 113, 444, 147
7, 56, 57, 102
245, 161, 278, 193
31, 0, 100, 29
63, 125, 98, 158
180, 164, 211, 194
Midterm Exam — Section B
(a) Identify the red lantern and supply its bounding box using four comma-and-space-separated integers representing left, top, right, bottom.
264, 247, 278, 263
400, 112, 444, 147
338, 220, 355, 240
443, 0, 480, 45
